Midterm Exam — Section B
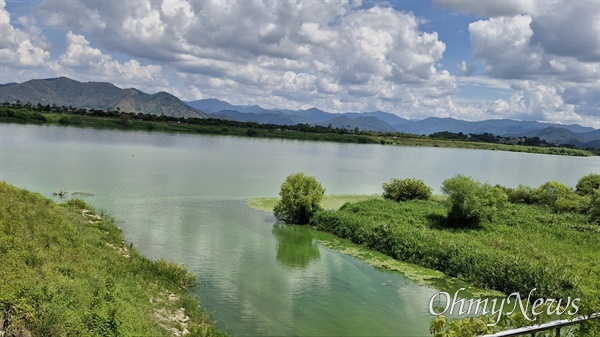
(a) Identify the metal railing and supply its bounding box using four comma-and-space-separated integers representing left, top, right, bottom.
481, 313, 599, 337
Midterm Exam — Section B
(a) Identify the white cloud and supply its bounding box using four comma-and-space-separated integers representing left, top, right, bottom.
53, 31, 166, 90
483, 80, 589, 125
466, 4, 599, 125
0, 0, 49, 67
31, 0, 456, 117
469, 15, 541, 79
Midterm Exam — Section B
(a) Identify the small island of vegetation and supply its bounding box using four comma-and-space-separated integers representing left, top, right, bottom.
0, 182, 225, 337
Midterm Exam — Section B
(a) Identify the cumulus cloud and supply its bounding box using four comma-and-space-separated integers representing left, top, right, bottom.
530, 2, 600, 62
483, 80, 592, 125
52, 31, 166, 89
469, 15, 541, 79
465, 2, 599, 125
0, 0, 49, 67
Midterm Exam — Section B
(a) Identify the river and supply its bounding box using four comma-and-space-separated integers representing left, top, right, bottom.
1, 124, 598, 336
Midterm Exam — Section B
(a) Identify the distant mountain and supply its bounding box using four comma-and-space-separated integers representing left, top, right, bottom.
187, 98, 264, 114
578, 129, 600, 140
394, 117, 596, 136
192, 98, 598, 146
287, 107, 332, 122
213, 110, 314, 125
318, 115, 398, 133
345, 111, 411, 127
0, 77, 209, 118
519, 126, 600, 148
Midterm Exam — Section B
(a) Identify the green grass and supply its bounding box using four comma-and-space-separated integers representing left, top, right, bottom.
0, 182, 226, 337
308, 198, 600, 302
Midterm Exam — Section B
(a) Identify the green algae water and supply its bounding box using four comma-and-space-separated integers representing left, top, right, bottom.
1, 124, 598, 336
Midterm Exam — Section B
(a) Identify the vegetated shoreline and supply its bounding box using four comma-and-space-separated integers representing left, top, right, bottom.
250, 190, 600, 301
0, 182, 226, 337
250, 195, 504, 298
0, 106, 595, 157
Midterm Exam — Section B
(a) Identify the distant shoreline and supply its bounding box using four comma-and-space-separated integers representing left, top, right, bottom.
0, 106, 595, 157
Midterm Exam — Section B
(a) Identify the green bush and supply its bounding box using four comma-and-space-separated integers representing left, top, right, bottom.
534, 181, 573, 206
382, 178, 432, 202
554, 193, 590, 213
441, 175, 508, 228
274, 172, 325, 224
576, 173, 600, 196
506, 184, 537, 204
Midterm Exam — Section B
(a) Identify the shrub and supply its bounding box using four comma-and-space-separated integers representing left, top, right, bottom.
441, 175, 508, 228
554, 193, 590, 213
273, 172, 325, 224
534, 181, 573, 206
576, 173, 600, 196
506, 184, 537, 204
382, 178, 432, 202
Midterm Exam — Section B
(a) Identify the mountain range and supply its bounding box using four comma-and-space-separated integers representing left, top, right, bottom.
188, 98, 599, 148
1, 77, 598, 148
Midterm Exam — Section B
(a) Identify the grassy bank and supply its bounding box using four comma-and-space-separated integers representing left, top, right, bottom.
0, 106, 594, 156
309, 198, 599, 300
0, 182, 225, 336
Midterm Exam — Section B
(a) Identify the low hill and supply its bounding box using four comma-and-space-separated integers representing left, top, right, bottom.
0, 182, 224, 336
0, 77, 209, 118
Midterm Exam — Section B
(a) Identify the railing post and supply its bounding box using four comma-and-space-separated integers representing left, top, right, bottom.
555, 326, 560, 337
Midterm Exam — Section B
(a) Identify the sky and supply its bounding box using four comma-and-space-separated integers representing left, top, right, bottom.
0, 0, 598, 127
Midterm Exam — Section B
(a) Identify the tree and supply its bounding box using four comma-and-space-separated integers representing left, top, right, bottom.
273, 172, 325, 224
382, 178, 431, 202
441, 175, 508, 228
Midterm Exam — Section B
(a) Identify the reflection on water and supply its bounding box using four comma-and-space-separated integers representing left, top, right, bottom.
273, 224, 321, 269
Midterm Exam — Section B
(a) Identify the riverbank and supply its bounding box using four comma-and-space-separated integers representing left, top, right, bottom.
0, 107, 595, 157
0, 182, 225, 336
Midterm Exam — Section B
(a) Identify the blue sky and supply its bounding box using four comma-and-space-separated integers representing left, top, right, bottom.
1, 0, 598, 127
